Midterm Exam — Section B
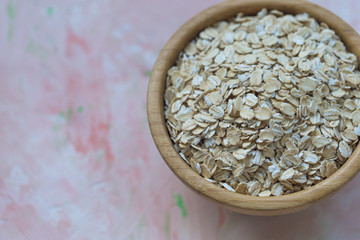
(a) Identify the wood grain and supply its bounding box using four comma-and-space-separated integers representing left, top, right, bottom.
147, 0, 360, 216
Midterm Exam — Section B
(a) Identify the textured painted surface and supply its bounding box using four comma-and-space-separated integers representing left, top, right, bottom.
0, 0, 360, 239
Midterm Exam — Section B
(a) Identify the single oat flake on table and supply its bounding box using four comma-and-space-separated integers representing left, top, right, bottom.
164, 8, 360, 196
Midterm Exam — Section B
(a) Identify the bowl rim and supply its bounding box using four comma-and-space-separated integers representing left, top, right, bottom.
147, 0, 360, 215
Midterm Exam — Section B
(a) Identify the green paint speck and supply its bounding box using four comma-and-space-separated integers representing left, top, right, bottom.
139, 216, 146, 228
59, 108, 73, 122
33, 25, 39, 32
77, 106, 83, 113
173, 194, 188, 217
145, 70, 151, 77
126, 215, 147, 239
163, 212, 170, 239
47, 6, 54, 16
7, 1, 16, 41
26, 41, 47, 59
67, 109, 73, 119
130, 188, 135, 202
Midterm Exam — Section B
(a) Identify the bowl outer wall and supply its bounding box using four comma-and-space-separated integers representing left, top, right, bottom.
147, 0, 360, 215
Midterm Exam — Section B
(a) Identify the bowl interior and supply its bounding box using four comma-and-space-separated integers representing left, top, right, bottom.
147, 0, 360, 215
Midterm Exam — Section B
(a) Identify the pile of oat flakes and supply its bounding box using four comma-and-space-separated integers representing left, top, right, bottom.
164, 9, 360, 196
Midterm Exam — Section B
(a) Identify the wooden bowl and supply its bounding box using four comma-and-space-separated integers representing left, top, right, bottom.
147, 0, 360, 216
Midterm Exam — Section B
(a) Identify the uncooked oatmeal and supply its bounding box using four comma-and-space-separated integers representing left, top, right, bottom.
164, 9, 360, 196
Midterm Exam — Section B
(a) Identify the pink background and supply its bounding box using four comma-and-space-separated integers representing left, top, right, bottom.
0, 0, 360, 239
